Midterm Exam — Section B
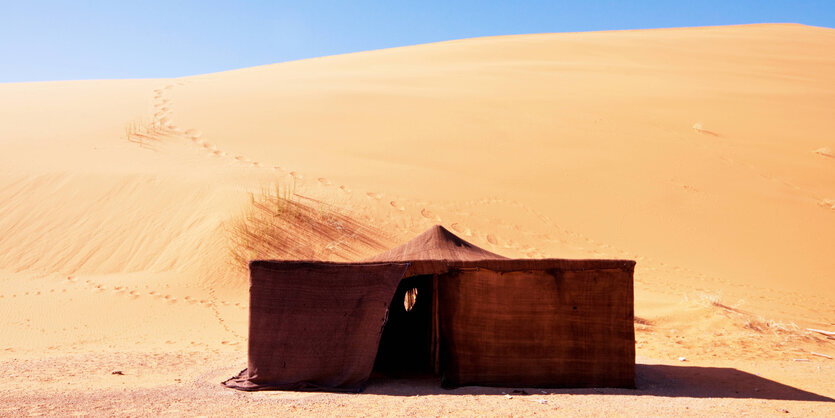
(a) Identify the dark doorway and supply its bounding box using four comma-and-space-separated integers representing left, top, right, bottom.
374, 274, 434, 376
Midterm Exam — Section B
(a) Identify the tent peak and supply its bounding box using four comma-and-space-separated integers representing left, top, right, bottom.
366, 224, 506, 263
424, 224, 474, 248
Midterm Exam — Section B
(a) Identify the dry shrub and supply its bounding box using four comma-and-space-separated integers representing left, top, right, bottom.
742, 317, 799, 335
124, 117, 165, 149
694, 292, 817, 342
227, 183, 390, 269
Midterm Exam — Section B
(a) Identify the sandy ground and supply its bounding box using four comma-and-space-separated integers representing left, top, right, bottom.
1, 23, 834, 415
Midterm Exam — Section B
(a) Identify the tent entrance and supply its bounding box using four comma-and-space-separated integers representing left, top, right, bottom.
374, 274, 435, 376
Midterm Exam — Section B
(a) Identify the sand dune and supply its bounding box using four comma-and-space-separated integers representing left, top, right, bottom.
1, 23, 833, 415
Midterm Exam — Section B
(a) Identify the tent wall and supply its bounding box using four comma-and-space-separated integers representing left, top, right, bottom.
223, 261, 409, 392
438, 266, 635, 388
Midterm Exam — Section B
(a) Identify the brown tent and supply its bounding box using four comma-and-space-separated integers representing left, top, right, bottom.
223, 225, 635, 392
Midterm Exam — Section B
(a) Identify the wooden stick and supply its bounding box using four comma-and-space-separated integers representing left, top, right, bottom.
810, 352, 832, 359
807, 328, 835, 336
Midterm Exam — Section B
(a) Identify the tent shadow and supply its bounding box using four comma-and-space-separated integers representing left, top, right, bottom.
363, 364, 834, 402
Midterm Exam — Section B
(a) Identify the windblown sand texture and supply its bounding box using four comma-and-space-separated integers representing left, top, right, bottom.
1, 24, 834, 415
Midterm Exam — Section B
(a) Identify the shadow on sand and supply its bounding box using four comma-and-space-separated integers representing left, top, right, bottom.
363, 364, 833, 402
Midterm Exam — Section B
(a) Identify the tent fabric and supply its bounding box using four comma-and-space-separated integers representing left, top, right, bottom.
438, 266, 634, 388
364, 225, 507, 276
224, 225, 635, 392
222, 261, 409, 392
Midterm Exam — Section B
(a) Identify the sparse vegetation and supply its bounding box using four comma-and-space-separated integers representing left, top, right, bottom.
226, 182, 390, 269
124, 117, 164, 148
697, 292, 744, 314
693, 292, 824, 343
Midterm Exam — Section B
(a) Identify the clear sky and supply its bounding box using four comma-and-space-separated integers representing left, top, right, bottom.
2, 0, 833, 82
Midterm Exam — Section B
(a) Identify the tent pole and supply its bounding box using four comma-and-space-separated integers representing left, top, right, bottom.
432, 273, 440, 375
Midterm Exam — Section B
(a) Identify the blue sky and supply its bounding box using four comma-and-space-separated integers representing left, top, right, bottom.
1, 0, 833, 82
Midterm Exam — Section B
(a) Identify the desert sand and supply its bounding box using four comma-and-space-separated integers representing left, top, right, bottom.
1, 23, 833, 416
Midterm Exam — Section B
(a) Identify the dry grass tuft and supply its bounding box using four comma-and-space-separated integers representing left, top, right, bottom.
702, 294, 744, 314
742, 317, 798, 334
226, 182, 391, 269
694, 292, 822, 343
124, 117, 165, 148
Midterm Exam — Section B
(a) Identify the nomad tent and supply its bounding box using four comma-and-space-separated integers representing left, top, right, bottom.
223, 225, 635, 392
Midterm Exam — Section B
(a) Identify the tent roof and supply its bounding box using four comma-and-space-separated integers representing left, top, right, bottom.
365, 225, 506, 262
364, 225, 633, 276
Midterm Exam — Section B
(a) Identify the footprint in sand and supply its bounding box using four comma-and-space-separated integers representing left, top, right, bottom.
420, 208, 438, 220
289, 171, 303, 180
185, 129, 201, 138
317, 177, 332, 186
366, 192, 382, 200
251, 162, 260, 167
390, 201, 405, 211
338, 185, 351, 193
486, 234, 499, 245
272, 165, 283, 172
819, 199, 835, 210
